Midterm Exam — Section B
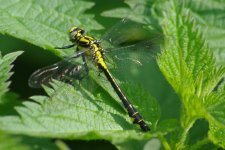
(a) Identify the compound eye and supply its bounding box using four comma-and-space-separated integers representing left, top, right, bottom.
70, 30, 77, 41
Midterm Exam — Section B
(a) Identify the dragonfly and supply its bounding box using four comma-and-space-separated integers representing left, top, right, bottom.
28, 8, 162, 132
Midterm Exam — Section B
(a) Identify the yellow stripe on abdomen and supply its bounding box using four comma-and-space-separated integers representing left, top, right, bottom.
93, 44, 107, 70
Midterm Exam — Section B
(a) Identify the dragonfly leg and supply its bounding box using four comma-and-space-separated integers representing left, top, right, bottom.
81, 53, 89, 75
76, 47, 89, 80
76, 55, 89, 85
75, 47, 89, 75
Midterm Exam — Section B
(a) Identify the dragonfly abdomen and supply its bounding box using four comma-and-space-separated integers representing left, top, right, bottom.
99, 65, 150, 132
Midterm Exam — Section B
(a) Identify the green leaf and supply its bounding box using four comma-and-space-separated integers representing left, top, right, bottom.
157, 0, 225, 149
120, 83, 161, 130
87, 69, 161, 127
101, 1, 156, 24
0, 0, 103, 56
0, 131, 59, 150
157, 119, 180, 134
0, 0, 163, 147
185, 0, 225, 66
158, 0, 225, 118
0, 80, 159, 142
204, 90, 225, 126
0, 51, 23, 102
113, 139, 152, 150
208, 123, 225, 149
205, 90, 225, 148
0, 92, 23, 115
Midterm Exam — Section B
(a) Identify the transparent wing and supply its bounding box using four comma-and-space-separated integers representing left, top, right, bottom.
28, 56, 87, 88
100, 4, 161, 50
98, 3, 164, 70
103, 29, 164, 72
101, 20, 154, 48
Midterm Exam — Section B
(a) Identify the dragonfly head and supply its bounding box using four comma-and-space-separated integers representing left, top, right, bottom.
69, 26, 85, 42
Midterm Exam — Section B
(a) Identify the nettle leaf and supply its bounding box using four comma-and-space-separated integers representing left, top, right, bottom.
0, 0, 163, 146
205, 90, 225, 148
0, 51, 23, 102
157, 0, 225, 149
0, 51, 63, 150
0, 0, 103, 56
101, 1, 156, 24
0, 80, 158, 142
0, 92, 23, 116
158, 1, 225, 119
0, 131, 59, 150
186, 0, 225, 66
120, 83, 161, 130
208, 122, 225, 148
87, 70, 161, 129
205, 90, 225, 126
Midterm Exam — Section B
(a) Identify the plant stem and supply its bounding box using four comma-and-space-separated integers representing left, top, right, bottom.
159, 135, 171, 150
176, 118, 196, 149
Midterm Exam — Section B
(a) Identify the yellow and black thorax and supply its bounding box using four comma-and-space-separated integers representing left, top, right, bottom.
69, 26, 107, 70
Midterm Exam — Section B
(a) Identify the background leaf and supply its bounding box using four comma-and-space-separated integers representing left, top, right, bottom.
0, 51, 23, 102
0, 0, 102, 56
186, 0, 225, 66
0, 51, 65, 150
0, 80, 160, 146
157, 0, 225, 149
208, 122, 225, 148
0, 131, 60, 150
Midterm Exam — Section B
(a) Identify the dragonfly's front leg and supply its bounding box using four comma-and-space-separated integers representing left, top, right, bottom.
81, 54, 89, 76
76, 47, 89, 79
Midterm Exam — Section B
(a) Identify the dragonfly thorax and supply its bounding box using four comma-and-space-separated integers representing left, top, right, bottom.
69, 27, 106, 69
